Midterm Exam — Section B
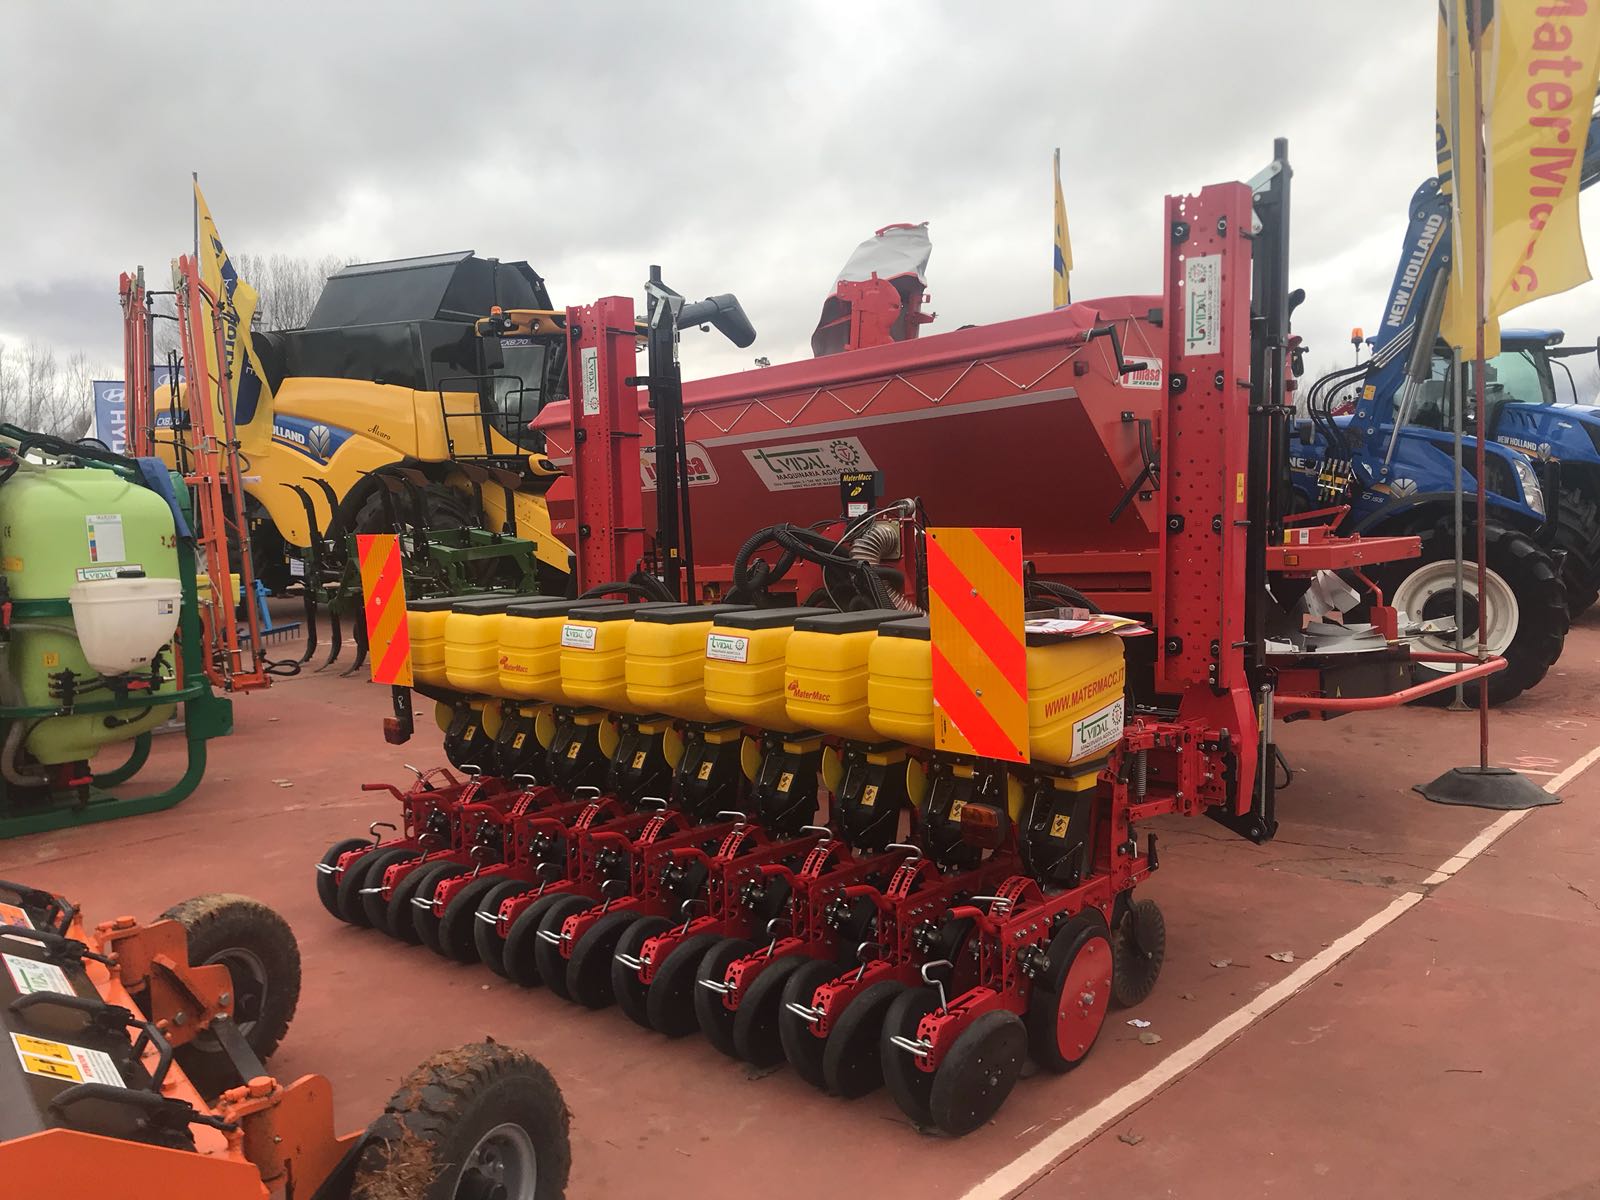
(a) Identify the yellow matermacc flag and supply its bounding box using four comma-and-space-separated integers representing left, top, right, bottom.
1053, 148, 1072, 309
194, 180, 275, 453
1436, 0, 1600, 355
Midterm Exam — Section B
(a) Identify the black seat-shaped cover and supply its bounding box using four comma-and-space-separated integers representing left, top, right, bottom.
632, 604, 753, 625
714, 606, 831, 630
792, 608, 906, 634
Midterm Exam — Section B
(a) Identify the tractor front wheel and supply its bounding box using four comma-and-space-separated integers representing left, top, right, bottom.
1381, 523, 1567, 706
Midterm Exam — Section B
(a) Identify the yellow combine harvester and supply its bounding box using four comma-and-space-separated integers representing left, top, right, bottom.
153, 252, 572, 598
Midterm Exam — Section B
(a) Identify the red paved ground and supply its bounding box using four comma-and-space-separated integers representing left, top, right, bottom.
3, 609, 1595, 1198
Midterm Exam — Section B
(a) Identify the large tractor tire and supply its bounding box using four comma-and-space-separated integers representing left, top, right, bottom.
1380, 522, 1567, 706
1555, 484, 1600, 617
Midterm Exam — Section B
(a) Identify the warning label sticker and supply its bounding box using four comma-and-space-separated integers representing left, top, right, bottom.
85, 513, 127, 564
0, 902, 35, 930
705, 633, 749, 663
560, 623, 597, 650
11, 1032, 124, 1087
3, 953, 73, 997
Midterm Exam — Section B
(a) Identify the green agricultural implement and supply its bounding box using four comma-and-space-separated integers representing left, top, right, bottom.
0, 425, 231, 837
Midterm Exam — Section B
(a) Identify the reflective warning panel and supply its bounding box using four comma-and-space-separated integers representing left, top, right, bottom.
357, 534, 414, 687
927, 527, 1026, 763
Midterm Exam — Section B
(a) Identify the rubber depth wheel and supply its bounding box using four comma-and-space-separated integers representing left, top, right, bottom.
339, 846, 411, 929
317, 838, 368, 921
532, 896, 598, 1003
612, 916, 671, 1028
159, 895, 301, 1096
351, 1040, 570, 1200
730, 953, 806, 1067
566, 910, 640, 1009
362, 853, 422, 930
928, 1010, 1028, 1136
692, 938, 757, 1057
646, 932, 724, 1037
1556, 484, 1600, 617
389, 862, 459, 945
437, 875, 510, 963
1111, 898, 1166, 1008
415, 867, 474, 954
1028, 912, 1114, 1073
880, 985, 941, 1128
475, 881, 535, 978
503, 893, 576, 988
1380, 522, 1568, 706
823, 980, 905, 1099
779, 958, 848, 1089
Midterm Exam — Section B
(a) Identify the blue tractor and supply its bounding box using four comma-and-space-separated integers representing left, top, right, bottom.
1291, 176, 1580, 705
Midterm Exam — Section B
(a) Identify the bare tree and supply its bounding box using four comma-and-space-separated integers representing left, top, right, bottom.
0, 341, 106, 440
234, 252, 353, 330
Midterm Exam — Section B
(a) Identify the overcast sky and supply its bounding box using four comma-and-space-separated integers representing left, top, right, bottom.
2, 1, 1599, 385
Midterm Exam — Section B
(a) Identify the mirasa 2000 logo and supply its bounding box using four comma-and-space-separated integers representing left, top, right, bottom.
742, 436, 879, 493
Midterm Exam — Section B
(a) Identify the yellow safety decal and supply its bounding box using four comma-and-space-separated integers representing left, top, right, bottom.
949, 798, 966, 823
697, 761, 713, 781
633, 750, 647, 769
356, 534, 413, 687
861, 784, 878, 807
1050, 813, 1072, 838
0, 902, 34, 930
1235, 473, 1245, 503
1, 556, 20, 572
566, 742, 582, 759
513, 733, 527, 750
11, 1032, 123, 1087
777, 771, 794, 793
928, 527, 1027, 763
41, 651, 59, 669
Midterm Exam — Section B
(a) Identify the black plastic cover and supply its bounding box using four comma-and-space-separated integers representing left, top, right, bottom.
714, 606, 831, 630
792, 608, 906, 633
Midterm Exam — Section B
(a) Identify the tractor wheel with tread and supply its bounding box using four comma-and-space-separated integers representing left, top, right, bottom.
1556, 485, 1600, 616
351, 1040, 570, 1200
1111, 898, 1166, 1008
437, 875, 508, 963
1379, 522, 1567, 706
612, 915, 672, 1028
159, 894, 301, 1096
316, 838, 369, 921
475, 881, 536, 978
339, 846, 412, 929
691, 937, 757, 1057
780, 958, 850, 1090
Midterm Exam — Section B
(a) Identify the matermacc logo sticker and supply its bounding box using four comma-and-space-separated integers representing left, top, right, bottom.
742, 436, 879, 493
560, 623, 597, 650
706, 633, 749, 663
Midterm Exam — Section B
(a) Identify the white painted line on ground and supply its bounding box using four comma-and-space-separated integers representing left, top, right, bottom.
960, 739, 1600, 1200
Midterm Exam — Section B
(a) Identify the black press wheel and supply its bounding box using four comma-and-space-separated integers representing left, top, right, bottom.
1027, 911, 1114, 1074
389, 862, 460, 945
880, 985, 941, 1128
339, 846, 413, 929
533, 896, 598, 1003
822, 980, 905, 1099
316, 838, 369, 921
361, 853, 422, 931
475, 881, 535, 978
928, 1009, 1028, 1136
351, 1040, 570, 1200
779, 958, 848, 1090
566, 910, 640, 1009
612, 915, 672, 1028
1111, 898, 1166, 1008
692, 937, 757, 1057
504, 893, 577, 988
415, 867, 474, 954
730, 953, 807, 1067
437, 875, 511, 963
645, 932, 724, 1037
159, 895, 301, 1096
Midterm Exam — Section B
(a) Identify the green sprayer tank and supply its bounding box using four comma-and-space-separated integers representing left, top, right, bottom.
0, 427, 230, 836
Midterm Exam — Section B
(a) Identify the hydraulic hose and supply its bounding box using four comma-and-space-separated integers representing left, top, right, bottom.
848, 521, 921, 613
